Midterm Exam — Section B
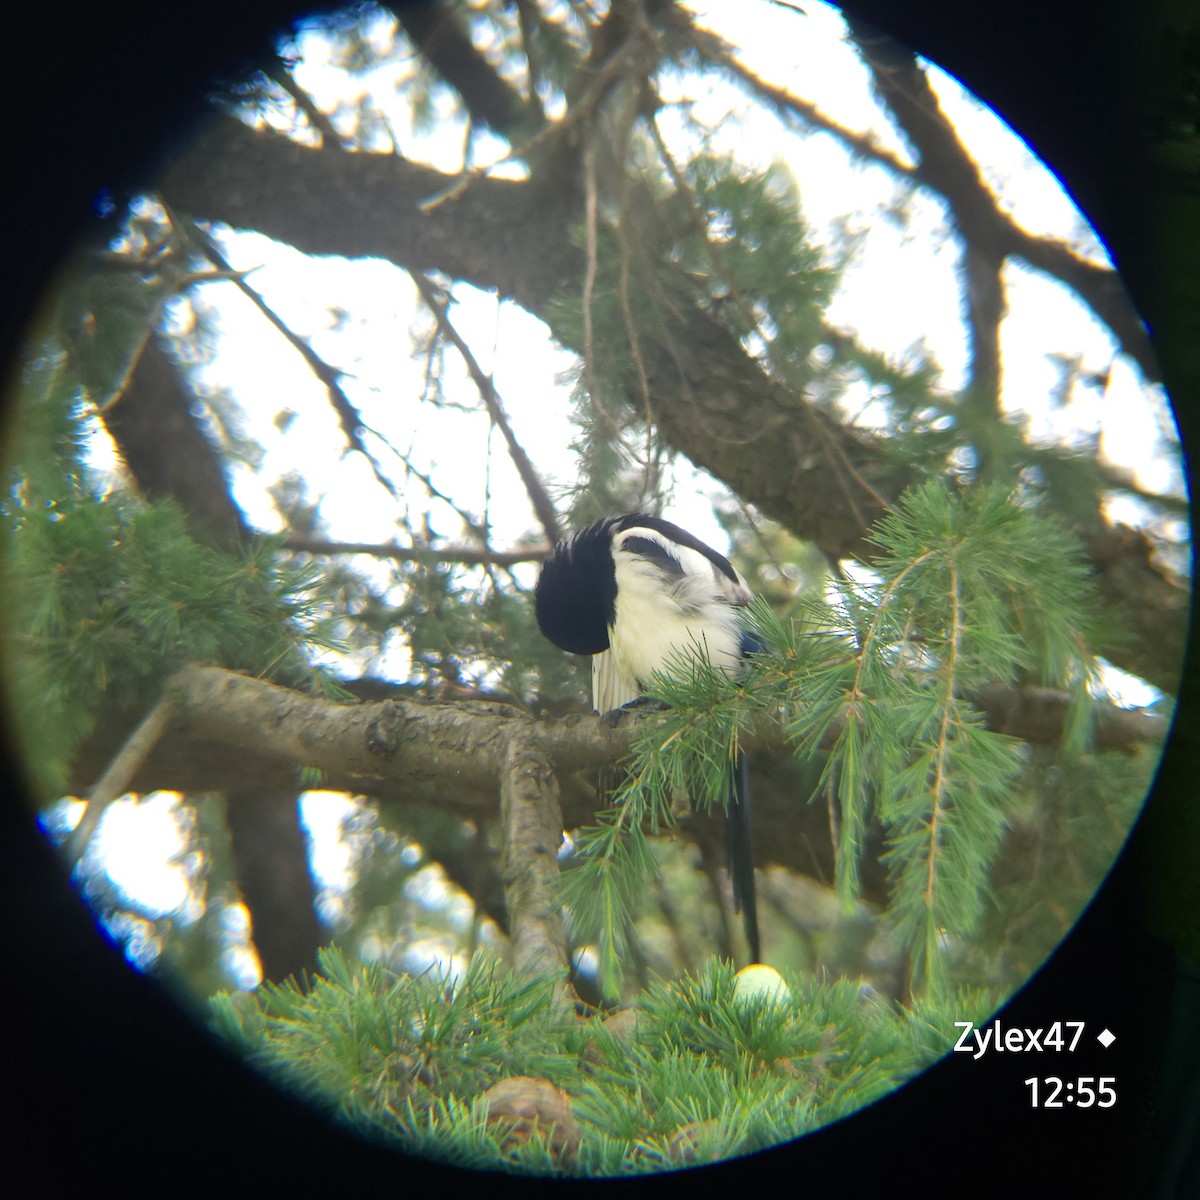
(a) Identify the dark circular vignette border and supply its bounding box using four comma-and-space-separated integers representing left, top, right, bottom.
0, 0, 1195, 1194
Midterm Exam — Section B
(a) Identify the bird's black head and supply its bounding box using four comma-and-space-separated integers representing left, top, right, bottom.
534, 517, 626, 655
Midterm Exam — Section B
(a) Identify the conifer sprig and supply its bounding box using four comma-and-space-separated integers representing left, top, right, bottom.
211, 949, 967, 1174
568, 481, 1106, 998
3, 355, 349, 795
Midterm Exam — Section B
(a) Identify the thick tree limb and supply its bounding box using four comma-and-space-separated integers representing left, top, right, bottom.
137, 666, 1163, 801
165, 665, 532, 789
106, 335, 250, 549
160, 116, 584, 315
499, 732, 571, 984
973, 682, 1168, 751
73, 667, 1164, 922
1083, 525, 1192, 689
151, 666, 657, 799
225, 787, 322, 982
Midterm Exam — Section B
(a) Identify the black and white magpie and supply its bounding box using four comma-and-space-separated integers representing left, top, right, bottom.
534, 513, 761, 963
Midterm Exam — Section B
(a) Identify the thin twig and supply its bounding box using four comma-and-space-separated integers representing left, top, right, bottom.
419, 30, 641, 212
411, 271, 563, 544
648, 115, 760, 332
613, 107, 656, 499
582, 139, 602, 415
282, 536, 548, 565
180, 215, 406, 506
686, 27, 915, 178
397, 446, 492, 542
65, 694, 175, 865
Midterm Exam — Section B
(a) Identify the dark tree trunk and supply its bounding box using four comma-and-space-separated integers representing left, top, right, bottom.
224, 788, 322, 984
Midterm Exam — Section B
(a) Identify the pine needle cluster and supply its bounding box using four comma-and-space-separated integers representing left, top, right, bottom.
211, 948, 977, 1175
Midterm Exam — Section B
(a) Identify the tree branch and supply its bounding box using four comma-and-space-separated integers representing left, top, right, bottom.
499, 731, 572, 986
71, 667, 1164, 923
105, 335, 250, 549
846, 16, 1158, 382
66, 694, 175, 864
973, 681, 1166, 750
281, 535, 549, 566
183, 216, 406, 506
411, 270, 563, 543
688, 31, 916, 178
263, 56, 343, 146
398, 3, 541, 140
115, 666, 1163, 806
160, 115, 584, 316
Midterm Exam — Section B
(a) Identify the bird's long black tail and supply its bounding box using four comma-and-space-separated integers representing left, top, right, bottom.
726, 751, 760, 963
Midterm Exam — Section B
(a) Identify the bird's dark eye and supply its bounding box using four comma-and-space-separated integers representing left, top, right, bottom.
621, 535, 685, 579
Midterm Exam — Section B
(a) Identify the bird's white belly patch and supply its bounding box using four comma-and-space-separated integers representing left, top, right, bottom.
609, 589, 740, 691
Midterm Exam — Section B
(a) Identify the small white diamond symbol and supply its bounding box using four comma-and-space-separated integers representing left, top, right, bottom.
1097, 1028, 1116, 1048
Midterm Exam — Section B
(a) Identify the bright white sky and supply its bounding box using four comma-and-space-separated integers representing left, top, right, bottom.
71, 0, 1187, 986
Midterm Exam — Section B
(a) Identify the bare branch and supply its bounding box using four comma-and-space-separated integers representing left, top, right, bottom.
127, 666, 1163, 804
398, 3, 540, 140
143, 666, 660, 795
387, 439, 492, 543
264, 57, 343, 147
1012, 232, 1158, 379
845, 16, 1158, 382
69, 668, 1163, 927
845, 22, 1011, 429
581, 139, 602, 425
281, 535, 548, 566
419, 28, 642, 213
66, 695, 174, 864
686, 12, 1158, 384
692, 34, 916, 178
181, 216, 406, 506
161, 115, 585, 314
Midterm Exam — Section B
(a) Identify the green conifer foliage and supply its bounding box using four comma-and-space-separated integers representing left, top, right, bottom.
3, 343, 346, 797
211, 947, 984, 1175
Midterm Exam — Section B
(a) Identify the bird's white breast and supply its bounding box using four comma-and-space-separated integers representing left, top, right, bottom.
597, 527, 749, 709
